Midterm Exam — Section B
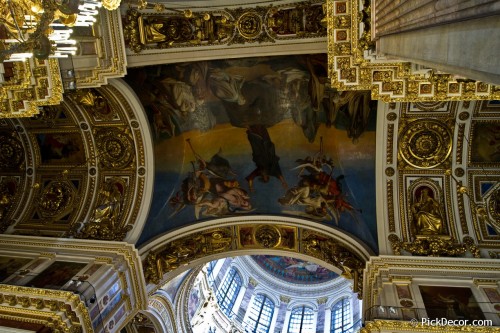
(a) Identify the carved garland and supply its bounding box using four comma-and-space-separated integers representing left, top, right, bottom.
388, 234, 480, 258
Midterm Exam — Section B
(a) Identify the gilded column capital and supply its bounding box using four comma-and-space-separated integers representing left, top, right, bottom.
280, 295, 291, 303
317, 297, 328, 305
249, 277, 258, 287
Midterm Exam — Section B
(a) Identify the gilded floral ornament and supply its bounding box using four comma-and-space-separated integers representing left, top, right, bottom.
123, 2, 325, 52
75, 222, 133, 241
38, 181, 75, 218
301, 231, 365, 296
95, 128, 134, 169
73, 89, 116, 121
399, 119, 452, 169
388, 234, 480, 258
0, 132, 24, 169
237, 11, 263, 39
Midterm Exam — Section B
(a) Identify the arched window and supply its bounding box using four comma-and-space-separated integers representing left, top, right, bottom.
331, 298, 352, 333
216, 267, 242, 316
288, 306, 315, 333
245, 294, 275, 333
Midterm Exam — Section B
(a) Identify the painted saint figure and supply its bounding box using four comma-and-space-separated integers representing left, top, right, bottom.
245, 124, 287, 191
411, 187, 445, 235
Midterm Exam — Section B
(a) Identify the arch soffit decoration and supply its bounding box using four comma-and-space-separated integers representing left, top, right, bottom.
0, 79, 154, 244
107, 79, 155, 244
139, 216, 372, 298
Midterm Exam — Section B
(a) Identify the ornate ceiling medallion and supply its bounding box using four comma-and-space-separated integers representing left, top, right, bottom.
38, 181, 75, 218
0, 133, 24, 169
95, 128, 134, 169
237, 11, 262, 39
254, 225, 281, 248
399, 119, 452, 169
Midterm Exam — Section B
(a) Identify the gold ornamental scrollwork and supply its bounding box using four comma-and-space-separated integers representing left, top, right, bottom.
124, 2, 326, 52
0, 132, 24, 169
73, 89, 117, 121
143, 227, 233, 284
95, 128, 134, 169
301, 231, 365, 296
327, 0, 500, 102
398, 119, 452, 169
38, 181, 75, 219
388, 234, 480, 258
237, 11, 262, 39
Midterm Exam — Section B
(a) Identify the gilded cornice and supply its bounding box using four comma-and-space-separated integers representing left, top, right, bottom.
327, 0, 500, 102
0, 284, 91, 332
0, 235, 148, 311
363, 256, 500, 310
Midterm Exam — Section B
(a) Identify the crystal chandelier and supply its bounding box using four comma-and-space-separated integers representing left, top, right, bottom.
0, 0, 121, 118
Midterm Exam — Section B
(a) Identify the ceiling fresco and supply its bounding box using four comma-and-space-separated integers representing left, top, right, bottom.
251, 255, 338, 284
126, 54, 378, 252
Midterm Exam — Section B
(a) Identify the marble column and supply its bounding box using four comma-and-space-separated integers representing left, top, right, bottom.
274, 295, 290, 333
315, 297, 328, 333
214, 258, 232, 289
236, 277, 257, 319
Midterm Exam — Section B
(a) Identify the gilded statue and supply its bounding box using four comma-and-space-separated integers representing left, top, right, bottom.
143, 17, 199, 45
411, 188, 445, 235
92, 181, 123, 226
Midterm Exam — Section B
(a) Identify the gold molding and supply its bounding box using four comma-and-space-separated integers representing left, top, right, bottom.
0, 236, 148, 311
0, 284, 91, 332
76, 11, 128, 88
388, 234, 481, 258
363, 257, 500, 320
0, 59, 63, 118
327, 0, 500, 102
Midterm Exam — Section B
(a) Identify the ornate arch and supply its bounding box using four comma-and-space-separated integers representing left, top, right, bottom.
139, 216, 372, 297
